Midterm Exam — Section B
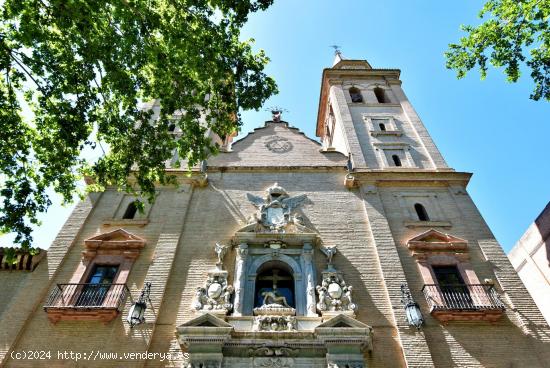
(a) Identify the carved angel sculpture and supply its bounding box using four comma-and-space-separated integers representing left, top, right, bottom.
214, 242, 229, 265
320, 246, 337, 267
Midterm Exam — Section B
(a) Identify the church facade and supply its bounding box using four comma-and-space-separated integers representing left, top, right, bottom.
1, 56, 549, 367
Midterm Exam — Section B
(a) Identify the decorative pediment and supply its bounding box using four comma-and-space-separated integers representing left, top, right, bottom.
407, 229, 468, 253
315, 313, 369, 329
176, 313, 233, 351
83, 228, 146, 259
177, 313, 233, 329
315, 313, 373, 353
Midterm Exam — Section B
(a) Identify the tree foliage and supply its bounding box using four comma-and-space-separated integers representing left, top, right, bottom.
446, 0, 550, 101
0, 0, 277, 252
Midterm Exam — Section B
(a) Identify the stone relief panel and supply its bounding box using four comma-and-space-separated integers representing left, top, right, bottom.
316, 247, 357, 318
192, 243, 234, 315
252, 315, 297, 331
245, 183, 308, 232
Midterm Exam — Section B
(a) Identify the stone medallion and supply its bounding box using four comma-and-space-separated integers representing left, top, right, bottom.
207, 282, 223, 299
327, 282, 343, 299
265, 136, 292, 153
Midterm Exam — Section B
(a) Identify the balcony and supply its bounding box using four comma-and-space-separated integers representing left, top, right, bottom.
44, 283, 129, 324
422, 284, 505, 323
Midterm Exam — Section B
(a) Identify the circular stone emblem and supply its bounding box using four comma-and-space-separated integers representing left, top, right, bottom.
265, 136, 292, 153
207, 282, 223, 299
327, 282, 343, 299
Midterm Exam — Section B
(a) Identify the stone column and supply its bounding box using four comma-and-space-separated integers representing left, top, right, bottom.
302, 243, 317, 316
232, 243, 248, 316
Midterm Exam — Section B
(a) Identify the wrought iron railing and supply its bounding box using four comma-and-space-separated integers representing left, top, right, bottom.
44, 283, 129, 310
422, 284, 505, 311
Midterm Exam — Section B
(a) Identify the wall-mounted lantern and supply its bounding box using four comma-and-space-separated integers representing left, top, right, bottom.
127, 282, 151, 328
400, 283, 424, 329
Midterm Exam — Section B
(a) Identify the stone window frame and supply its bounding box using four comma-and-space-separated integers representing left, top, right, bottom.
375, 142, 416, 168
393, 192, 452, 227
407, 229, 503, 322
408, 230, 478, 294
75, 228, 146, 286
362, 113, 403, 137
102, 193, 154, 227
45, 229, 146, 323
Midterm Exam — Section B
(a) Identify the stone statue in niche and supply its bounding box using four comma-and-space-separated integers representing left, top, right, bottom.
253, 267, 296, 316
261, 290, 291, 308
246, 183, 307, 232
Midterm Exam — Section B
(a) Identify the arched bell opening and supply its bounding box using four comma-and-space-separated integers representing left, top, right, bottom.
254, 261, 295, 308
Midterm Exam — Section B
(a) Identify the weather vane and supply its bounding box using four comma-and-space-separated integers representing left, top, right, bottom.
330, 45, 342, 55
264, 106, 289, 122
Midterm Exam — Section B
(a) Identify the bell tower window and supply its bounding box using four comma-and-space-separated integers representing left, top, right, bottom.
374, 87, 389, 103
254, 264, 295, 308
392, 154, 402, 167
349, 87, 363, 103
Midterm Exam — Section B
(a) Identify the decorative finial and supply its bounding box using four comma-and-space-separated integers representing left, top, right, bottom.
330, 45, 341, 56
264, 106, 288, 122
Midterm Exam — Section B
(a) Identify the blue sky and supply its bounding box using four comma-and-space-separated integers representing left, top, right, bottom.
16, 0, 549, 253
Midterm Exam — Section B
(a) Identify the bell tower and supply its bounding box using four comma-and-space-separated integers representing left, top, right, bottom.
316, 53, 450, 171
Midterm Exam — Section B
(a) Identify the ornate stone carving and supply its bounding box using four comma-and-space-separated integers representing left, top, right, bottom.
193, 273, 234, 313
253, 315, 297, 331
254, 304, 295, 316
248, 344, 299, 357
253, 357, 294, 368
316, 273, 356, 313
192, 242, 234, 314
320, 246, 337, 270
214, 242, 230, 269
246, 183, 307, 232
265, 135, 293, 153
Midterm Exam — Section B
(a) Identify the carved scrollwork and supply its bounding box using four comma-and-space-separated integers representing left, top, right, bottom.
316, 274, 357, 313
253, 315, 297, 331
193, 274, 234, 313
246, 183, 307, 232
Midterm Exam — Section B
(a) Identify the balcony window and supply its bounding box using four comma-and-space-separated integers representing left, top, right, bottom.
407, 229, 505, 323
422, 283, 505, 322
44, 229, 145, 324
75, 265, 119, 306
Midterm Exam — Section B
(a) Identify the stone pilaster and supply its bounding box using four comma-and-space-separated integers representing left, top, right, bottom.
232, 243, 248, 316
361, 185, 435, 367
302, 243, 317, 316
